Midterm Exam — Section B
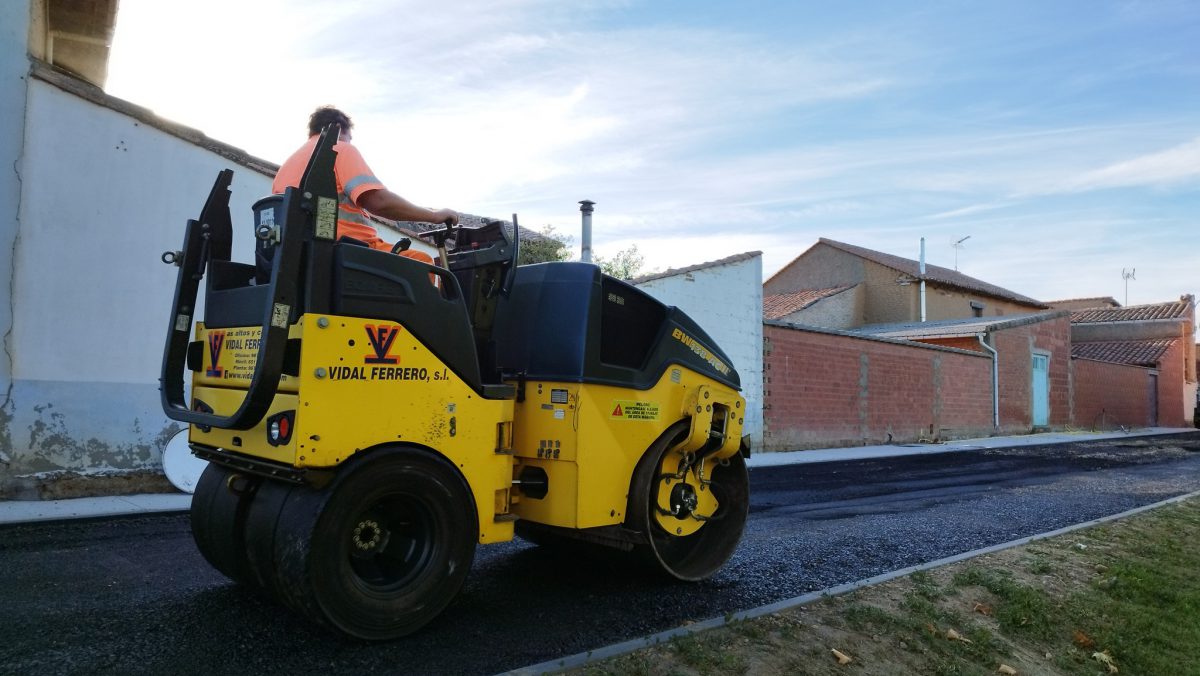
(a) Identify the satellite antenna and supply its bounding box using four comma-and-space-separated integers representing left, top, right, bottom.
1122, 268, 1136, 306
953, 235, 971, 271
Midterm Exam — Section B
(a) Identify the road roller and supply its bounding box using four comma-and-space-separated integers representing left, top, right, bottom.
159, 128, 751, 640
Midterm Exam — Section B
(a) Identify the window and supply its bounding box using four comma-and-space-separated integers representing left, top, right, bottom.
599, 279, 665, 369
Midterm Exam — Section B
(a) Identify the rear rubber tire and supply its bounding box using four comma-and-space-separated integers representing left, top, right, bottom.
190, 463, 260, 586
628, 420, 749, 581
272, 448, 478, 640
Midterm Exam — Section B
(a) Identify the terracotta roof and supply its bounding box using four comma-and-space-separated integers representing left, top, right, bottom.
817, 238, 1047, 308
1070, 298, 1194, 323
1044, 296, 1120, 309
763, 285, 853, 320
855, 312, 1066, 340
1072, 338, 1178, 367
631, 251, 761, 285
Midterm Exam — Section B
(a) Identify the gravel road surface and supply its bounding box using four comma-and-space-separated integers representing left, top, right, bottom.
2, 432, 1198, 675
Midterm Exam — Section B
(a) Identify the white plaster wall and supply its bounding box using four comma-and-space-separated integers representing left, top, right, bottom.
1, 2, 31, 404
0, 76, 442, 479
2, 80, 279, 477
17, 81, 275, 383
635, 254, 764, 448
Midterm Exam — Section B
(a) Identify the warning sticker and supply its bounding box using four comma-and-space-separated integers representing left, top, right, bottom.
315, 196, 337, 239
610, 400, 660, 421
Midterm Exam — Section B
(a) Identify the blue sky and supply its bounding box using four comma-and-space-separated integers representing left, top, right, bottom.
107, 0, 1199, 305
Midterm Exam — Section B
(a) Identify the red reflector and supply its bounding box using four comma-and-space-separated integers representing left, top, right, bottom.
279, 417, 290, 437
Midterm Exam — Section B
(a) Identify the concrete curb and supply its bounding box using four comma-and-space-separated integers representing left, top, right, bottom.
502, 489, 1200, 675
746, 427, 1196, 468
0, 493, 192, 525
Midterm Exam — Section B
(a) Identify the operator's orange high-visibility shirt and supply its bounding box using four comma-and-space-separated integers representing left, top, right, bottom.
272, 136, 433, 265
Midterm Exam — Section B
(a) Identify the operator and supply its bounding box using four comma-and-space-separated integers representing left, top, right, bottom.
272, 105, 458, 264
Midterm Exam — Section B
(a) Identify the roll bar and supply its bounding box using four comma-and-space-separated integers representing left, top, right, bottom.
159, 127, 339, 430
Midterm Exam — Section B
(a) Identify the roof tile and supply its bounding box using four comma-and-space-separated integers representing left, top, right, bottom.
1072, 338, 1178, 366
817, 238, 1047, 308
855, 312, 1064, 340
763, 286, 853, 320
1070, 299, 1193, 323
631, 251, 761, 285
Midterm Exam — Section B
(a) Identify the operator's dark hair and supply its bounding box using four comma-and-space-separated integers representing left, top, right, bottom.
307, 106, 353, 137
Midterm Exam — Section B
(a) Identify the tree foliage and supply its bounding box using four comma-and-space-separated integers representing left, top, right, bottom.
518, 224, 573, 265
516, 224, 647, 280
595, 244, 646, 280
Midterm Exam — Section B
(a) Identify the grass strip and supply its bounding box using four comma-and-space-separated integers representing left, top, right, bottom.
571, 498, 1200, 675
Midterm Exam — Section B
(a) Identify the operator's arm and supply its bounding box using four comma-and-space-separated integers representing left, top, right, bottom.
358, 189, 458, 226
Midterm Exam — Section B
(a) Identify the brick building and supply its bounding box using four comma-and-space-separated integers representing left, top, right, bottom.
764, 238, 1047, 328
1064, 297, 1196, 428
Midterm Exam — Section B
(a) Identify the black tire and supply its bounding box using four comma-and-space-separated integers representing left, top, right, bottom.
190, 463, 260, 586
627, 420, 750, 581
272, 448, 478, 640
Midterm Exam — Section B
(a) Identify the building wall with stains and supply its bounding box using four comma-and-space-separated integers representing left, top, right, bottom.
0, 72, 278, 494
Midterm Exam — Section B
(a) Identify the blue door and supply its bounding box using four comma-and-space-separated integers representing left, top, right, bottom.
1032, 354, 1050, 426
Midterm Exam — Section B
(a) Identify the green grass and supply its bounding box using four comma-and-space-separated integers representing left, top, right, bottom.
1059, 504, 1200, 675
571, 500, 1200, 676
951, 566, 1057, 639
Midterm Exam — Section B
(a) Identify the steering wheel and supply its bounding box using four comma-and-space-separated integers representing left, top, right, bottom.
415, 220, 458, 248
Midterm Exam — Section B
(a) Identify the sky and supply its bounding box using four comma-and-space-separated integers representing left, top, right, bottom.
106, 0, 1199, 306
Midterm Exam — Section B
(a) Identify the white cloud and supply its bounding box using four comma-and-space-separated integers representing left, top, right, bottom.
1067, 136, 1200, 191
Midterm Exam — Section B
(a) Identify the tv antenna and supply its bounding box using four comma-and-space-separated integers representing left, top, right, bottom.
953, 235, 971, 271
1122, 268, 1136, 306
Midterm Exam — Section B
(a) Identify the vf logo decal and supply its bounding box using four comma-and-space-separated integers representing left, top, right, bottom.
206, 331, 226, 378
364, 325, 401, 364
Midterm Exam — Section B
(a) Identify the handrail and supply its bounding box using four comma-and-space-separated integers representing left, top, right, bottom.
159, 128, 339, 430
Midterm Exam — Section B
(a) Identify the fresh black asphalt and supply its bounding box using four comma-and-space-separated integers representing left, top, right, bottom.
2, 432, 1198, 675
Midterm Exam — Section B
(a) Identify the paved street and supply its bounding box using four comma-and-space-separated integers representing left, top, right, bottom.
2, 432, 1198, 675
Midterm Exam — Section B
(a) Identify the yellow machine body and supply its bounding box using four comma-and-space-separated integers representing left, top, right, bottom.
189, 315, 744, 544
509, 370, 744, 530
191, 315, 517, 544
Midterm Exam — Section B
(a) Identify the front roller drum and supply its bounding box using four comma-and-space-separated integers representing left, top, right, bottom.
628, 420, 749, 581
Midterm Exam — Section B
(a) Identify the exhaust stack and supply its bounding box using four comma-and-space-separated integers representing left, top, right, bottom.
579, 200, 595, 263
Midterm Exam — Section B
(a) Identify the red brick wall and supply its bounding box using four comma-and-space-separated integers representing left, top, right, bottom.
763, 325, 993, 450
1156, 340, 1188, 426
992, 315, 1073, 432
1072, 358, 1152, 429
762, 314, 1074, 451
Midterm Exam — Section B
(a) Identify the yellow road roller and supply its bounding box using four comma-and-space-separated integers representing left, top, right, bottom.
159, 128, 750, 640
